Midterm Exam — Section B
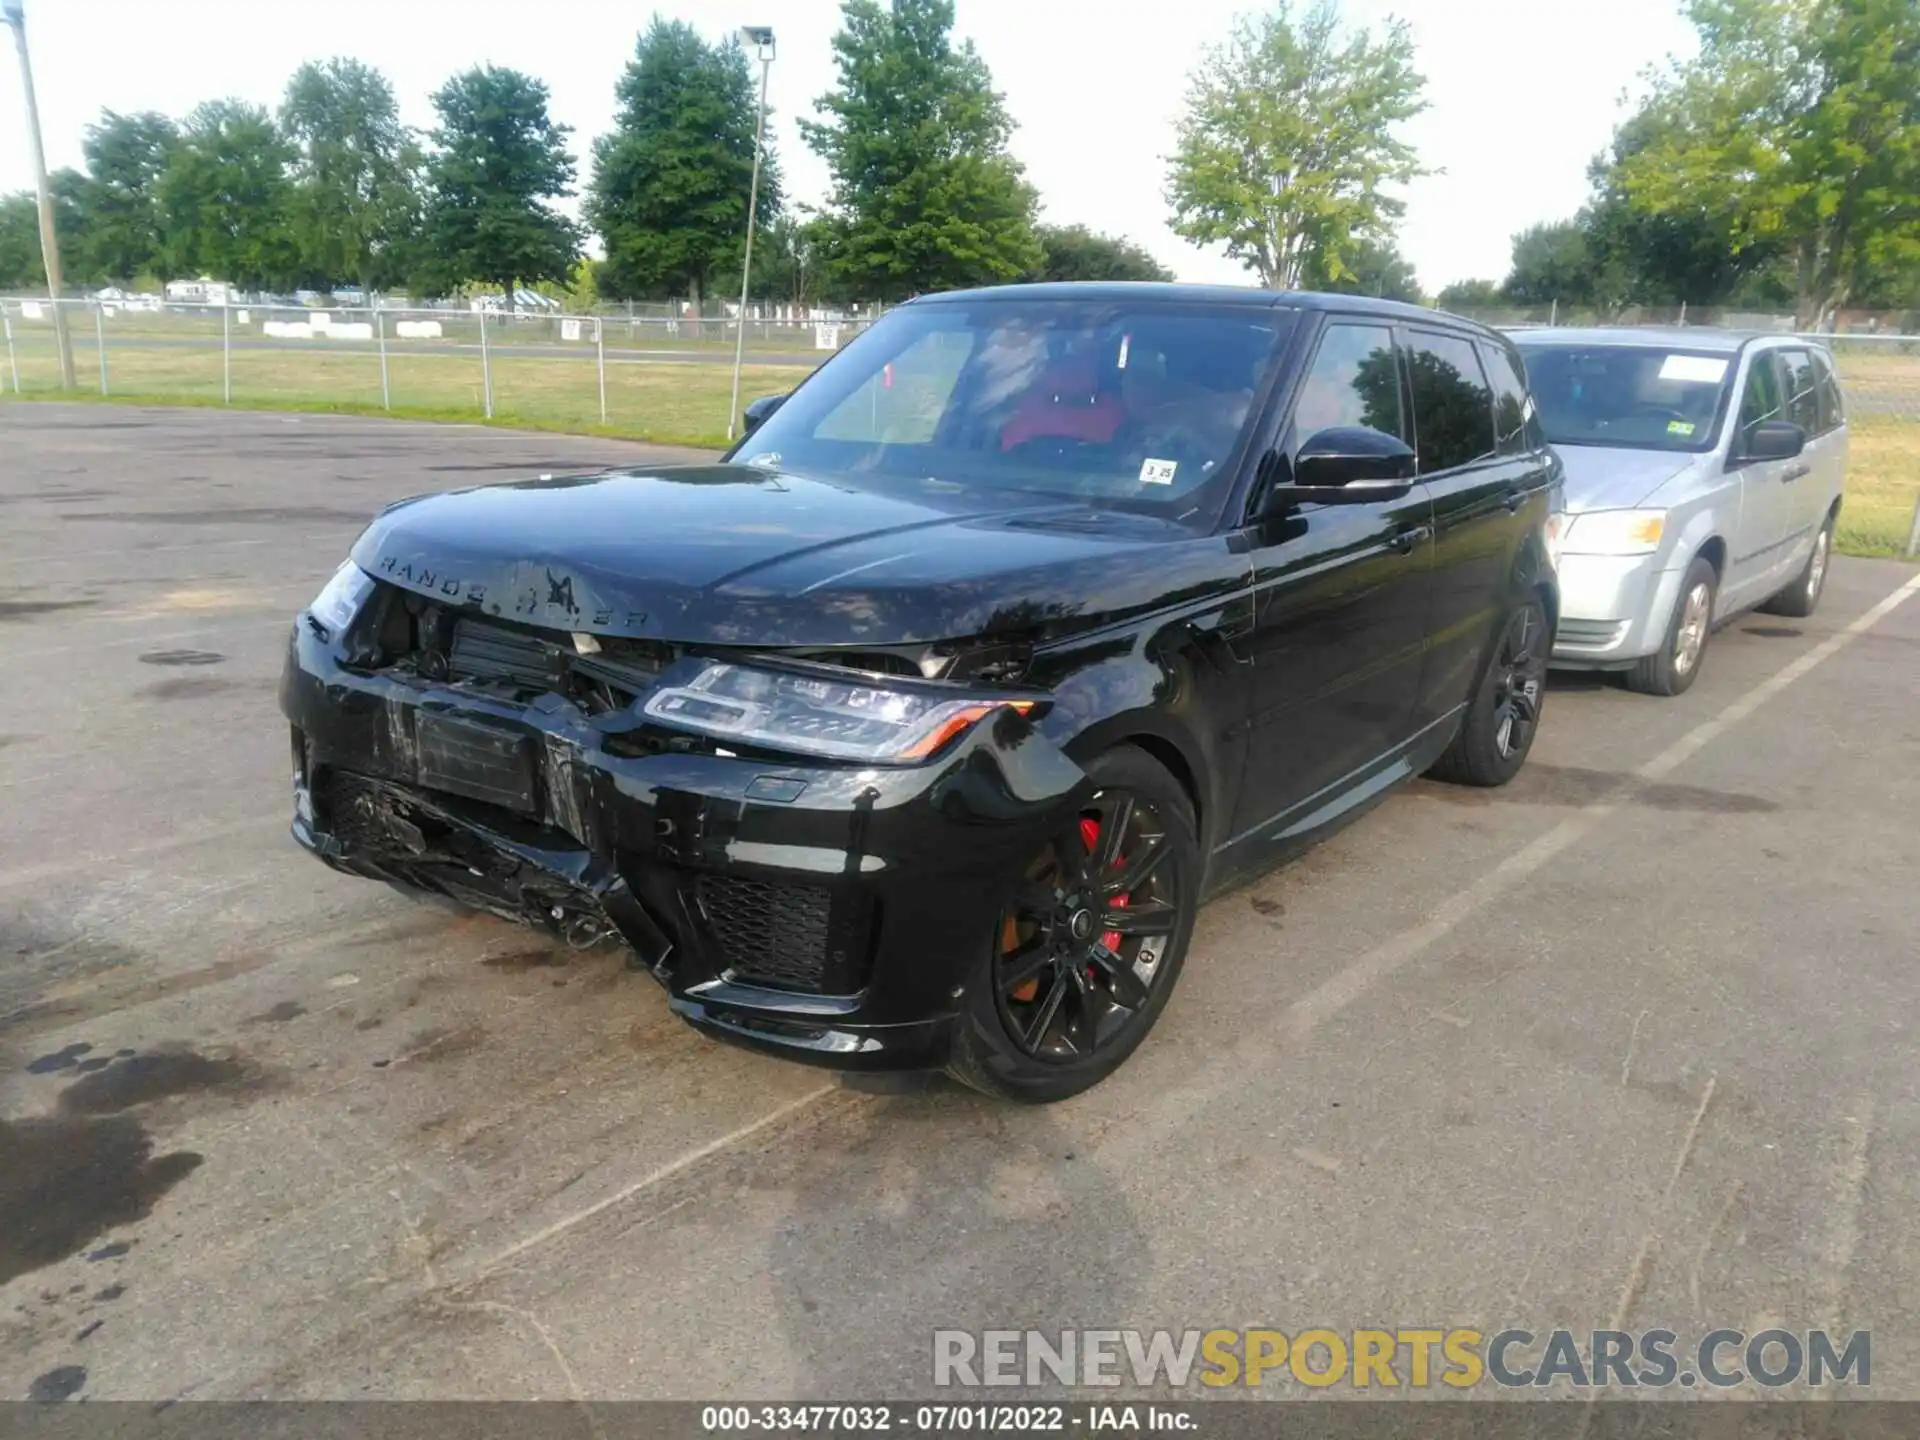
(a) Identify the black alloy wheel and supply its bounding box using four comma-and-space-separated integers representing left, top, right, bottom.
1427, 597, 1550, 787
949, 746, 1199, 1101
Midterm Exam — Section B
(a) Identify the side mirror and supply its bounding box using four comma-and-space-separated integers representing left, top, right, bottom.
1743, 419, 1806, 461
741, 393, 787, 437
1264, 425, 1417, 511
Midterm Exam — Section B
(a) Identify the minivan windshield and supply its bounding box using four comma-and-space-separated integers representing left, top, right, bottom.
731, 299, 1292, 524
1514, 343, 1733, 453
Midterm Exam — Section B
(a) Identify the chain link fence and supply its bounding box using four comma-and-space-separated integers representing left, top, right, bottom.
1, 292, 1915, 555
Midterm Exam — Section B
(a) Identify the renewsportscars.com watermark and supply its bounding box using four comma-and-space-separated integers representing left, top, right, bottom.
933, 1328, 1871, 1390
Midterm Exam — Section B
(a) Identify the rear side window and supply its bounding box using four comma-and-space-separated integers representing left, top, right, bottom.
1290, 322, 1404, 441
1480, 343, 1541, 455
1778, 348, 1821, 434
1811, 349, 1845, 432
1737, 351, 1785, 443
1407, 331, 1496, 474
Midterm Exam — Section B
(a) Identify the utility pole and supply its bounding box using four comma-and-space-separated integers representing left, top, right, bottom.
727, 26, 775, 443
3, 0, 76, 389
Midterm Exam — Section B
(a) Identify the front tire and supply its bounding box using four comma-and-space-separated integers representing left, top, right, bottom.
1426, 596, 1549, 788
947, 745, 1199, 1103
1625, 556, 1716, 697
1760, 514, 1833, 618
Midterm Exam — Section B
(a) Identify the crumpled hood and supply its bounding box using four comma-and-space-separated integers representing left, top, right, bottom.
350, 463, 1244, 647
1554, 445, 1696, 512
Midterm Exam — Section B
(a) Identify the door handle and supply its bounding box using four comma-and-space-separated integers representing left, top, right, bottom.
1502, 486, 1527, 512
1389, 524, 1432, 555
1782, 464, 1811, 482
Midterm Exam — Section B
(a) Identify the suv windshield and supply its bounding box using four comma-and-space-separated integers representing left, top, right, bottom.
1515, 343, 1733, 453
732, 299, 1291, 523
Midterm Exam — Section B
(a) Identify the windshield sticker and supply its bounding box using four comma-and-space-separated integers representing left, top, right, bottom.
1666, 420, 1697, 436
1139, 458, 1177, 485
1658, 355, 1729, 384
1117, 333, 1131, 370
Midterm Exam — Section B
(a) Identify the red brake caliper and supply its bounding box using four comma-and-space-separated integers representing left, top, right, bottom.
1079, 815, 1127, 955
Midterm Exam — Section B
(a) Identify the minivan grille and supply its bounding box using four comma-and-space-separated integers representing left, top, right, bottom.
1554, 618, 1629, 650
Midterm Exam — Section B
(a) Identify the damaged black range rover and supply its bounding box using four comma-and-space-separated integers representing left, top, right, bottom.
282, 284, 1560, 1100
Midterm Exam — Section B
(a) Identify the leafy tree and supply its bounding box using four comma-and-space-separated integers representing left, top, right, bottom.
751, 214, 823, 307
414, 66, 581, 302
1613, 0, 1920, 327
156, 101, 300, 290
588, 19, 779, 309
68, 111, 176, 285
281, 59, 420, 292
1029, 224, 1173, 283
803, 0, 1042, 301
1301, 234, 1422, 302
1167, 0, 1427, 289
1502, 220, 1597, 306
1435, 278, 1503, 310
0, 193, 41, 289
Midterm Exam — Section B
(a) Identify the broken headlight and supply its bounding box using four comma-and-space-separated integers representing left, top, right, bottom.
307, 561, 376, 639
640, 661, 1035, 763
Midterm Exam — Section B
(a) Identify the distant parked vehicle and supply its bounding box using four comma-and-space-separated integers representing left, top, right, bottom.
1512, 328, 1847, 696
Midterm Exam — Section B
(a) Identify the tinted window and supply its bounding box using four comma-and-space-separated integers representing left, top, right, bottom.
1406, 331, 1495, 474
1290, 323, 1403, 441
1778, 348, 1821, 433
1481, 342, 1539, 455
734, 302, 1290, 521
1737, 352, 1785, 444
1517, 344, 1731, 452
1811, 348, 1845, 432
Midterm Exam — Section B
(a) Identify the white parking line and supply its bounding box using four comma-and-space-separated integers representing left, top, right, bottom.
1277, 568, 1920, 1049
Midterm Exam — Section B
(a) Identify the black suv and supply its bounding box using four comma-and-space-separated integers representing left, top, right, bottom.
281, 284, 1561, 1101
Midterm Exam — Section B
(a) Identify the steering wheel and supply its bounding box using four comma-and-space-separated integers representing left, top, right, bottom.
1624, 403, 1695, 426
1002, 435, 1108, 465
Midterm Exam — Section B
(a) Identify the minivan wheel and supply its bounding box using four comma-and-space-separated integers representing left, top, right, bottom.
1626, 556, 1717, 697
947, 746, 1199, 1103
1760, 515, 1834, 619
1426, 597, 1549, 788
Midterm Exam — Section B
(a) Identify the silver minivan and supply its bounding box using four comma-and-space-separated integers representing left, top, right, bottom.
1512, 328, 1847, 695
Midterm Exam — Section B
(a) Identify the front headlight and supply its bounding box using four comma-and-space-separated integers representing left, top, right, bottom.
1561, 509, 1667, 556
641, 661, 1036, 763
1543, 512, 1568, 570
307, 561, 375, 636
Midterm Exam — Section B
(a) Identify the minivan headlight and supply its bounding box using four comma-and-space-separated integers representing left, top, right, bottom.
641, 661, 1036, 763
1561, 509, 1667, 556
307, 561, 375, 636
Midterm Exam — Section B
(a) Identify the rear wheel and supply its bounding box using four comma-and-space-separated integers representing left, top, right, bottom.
1625, 556, 1716, 697
947, 746, 1199, 1103
1760, 514, 1833, 618
1426, 596, 1549, 788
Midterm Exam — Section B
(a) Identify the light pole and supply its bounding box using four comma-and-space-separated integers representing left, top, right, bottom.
727, 25, 774, 442
3, 0, 75, 390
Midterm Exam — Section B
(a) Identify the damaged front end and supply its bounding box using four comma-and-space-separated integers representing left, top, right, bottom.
281, 572, 1087, 1070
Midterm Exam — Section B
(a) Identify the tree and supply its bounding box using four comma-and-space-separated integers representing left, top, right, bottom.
1166, 0, 1427, 289
1029, 224, 1173, 283
157, 101, 300, 290
414, 66, 581, 302
588, 19, 779, 309
1435, 278, 1502, 310
752, 214, 823, 307
1301, 234, 1422, 301
1613, 0, 1920, 327
803, 0, 1042, 301
69, 111, 176, 286
281, 59, 420, 292
0, 193, 41, 289
1503, 220, 1597, 306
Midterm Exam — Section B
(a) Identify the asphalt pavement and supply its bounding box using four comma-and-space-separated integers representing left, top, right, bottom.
2, 404, 1917, 1403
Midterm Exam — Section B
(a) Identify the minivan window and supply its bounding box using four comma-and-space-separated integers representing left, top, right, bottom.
1290, 323, 1403, 441
1737, 351, 1785, 447
1778, 349, 1821, 434
1811, 349, 1845, 433
1406, 331, 1495, 474
1516, 343, 1731, 453
733, 301, 1293, 524
1480, 343, 1538, 455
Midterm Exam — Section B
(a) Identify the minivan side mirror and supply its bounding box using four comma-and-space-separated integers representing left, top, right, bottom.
742, 393, 788, 437
1263, 425, 1417, 511
1742, 418, 1806, 462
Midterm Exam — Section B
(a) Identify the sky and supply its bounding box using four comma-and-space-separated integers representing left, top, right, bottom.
0, 0, 1700, 292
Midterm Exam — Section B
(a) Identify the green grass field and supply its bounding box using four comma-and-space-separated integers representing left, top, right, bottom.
2, 322, 1914, 556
